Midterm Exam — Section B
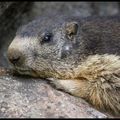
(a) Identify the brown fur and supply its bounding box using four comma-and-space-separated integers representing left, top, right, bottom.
50, 54, 120, 116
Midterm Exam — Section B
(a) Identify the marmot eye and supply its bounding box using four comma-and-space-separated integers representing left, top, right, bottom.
42, 32, 52, 43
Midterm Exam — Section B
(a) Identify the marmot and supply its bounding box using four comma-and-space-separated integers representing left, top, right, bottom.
7, 15, 120, 116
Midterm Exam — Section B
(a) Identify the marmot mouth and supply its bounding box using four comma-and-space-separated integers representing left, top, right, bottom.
14, 67, 39, 77
14, 67, 31, 75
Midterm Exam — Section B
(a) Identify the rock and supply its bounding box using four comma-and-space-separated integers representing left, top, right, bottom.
0, 75, 108, 118
31, 2, 119, 18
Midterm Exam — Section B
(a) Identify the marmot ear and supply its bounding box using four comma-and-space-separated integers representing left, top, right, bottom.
65, 22, 78, 37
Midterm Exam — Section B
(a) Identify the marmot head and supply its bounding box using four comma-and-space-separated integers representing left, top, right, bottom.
7, 15, 86, 78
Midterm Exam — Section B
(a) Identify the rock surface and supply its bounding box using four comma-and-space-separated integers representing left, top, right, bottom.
32, 2, 119, 18
0, 74, 108, 118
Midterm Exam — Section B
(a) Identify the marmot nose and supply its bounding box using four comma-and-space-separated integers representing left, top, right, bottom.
7, 48, 23, 66
9, 56, 20, 65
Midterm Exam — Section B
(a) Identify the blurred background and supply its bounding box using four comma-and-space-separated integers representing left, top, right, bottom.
0, 2, 120, 67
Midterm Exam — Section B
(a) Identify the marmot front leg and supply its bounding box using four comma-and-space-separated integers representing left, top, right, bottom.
49, 79, 79, 95
49, 78, 90, 99
48, 74, 120, 116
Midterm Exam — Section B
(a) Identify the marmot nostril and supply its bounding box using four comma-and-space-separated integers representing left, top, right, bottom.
7, 48, 23, 66
9, 56, 21, 65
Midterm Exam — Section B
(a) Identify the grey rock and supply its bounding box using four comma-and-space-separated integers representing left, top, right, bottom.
0, 75, 107, 118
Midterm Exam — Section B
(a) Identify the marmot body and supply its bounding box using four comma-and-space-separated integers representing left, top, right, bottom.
7, 15, 120, 116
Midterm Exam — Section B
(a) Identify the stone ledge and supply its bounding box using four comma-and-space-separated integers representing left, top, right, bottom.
0, 75, 107, 118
